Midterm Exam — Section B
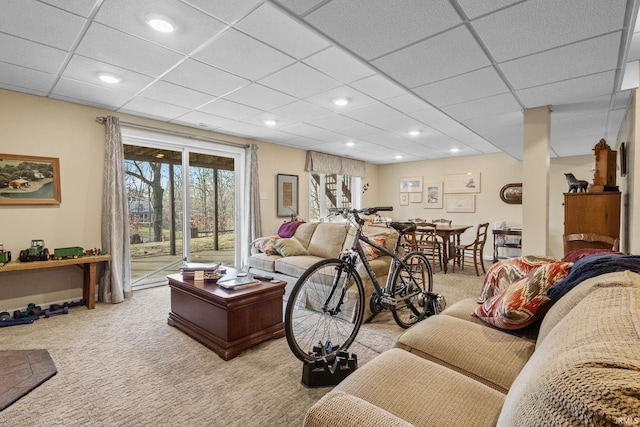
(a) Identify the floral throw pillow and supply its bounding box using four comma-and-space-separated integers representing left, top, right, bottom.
477, 255, 556, 303
360, 235, 387, 261
474, 261, 573, 330
251, 236, 281, 255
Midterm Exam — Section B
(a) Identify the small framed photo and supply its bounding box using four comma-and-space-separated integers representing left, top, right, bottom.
0, 153, 61, 205
409, 193, 422, 203
444, 172, 480, 194
399, 192, 409, 206
423, 182, 443, 209
276, 174, 298, 217
399, 176, 423, 193
446, 194, 475, 213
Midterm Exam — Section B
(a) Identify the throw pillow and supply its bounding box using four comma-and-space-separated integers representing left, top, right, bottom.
547, 254, 640, 301
278, 221, 305, 238
360, 235, 387, 261
251, 236, 276, 253
474, 261, 573, 330
477, 255, 556, 303
274, 237, 309, 257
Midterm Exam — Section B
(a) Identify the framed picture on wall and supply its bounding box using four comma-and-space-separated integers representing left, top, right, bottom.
276, 174, 298, 217
399, 192, 409, 206
423, 181, 443, 209
399, 176, 423, 193
446, 194, 475, 213
0, 153, 61, 205
444, 172, 480, 193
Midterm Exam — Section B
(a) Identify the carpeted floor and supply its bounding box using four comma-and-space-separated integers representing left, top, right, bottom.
0, 268, 483, 425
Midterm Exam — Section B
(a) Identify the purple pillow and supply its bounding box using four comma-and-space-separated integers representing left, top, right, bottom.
278, 221, 305, 238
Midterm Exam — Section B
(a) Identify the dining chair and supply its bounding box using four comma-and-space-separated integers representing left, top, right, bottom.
452, 222, 489, 276
432, 218, 452, 226
409, 219, 443, 270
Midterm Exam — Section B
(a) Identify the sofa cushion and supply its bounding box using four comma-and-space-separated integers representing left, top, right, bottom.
292, 222, 318, 248
333, 348, 505, 426
538, 270, 640, 346
477, 255, 556, 303
274, 237, 309, 257
246, 253, 281, 272
274, 255, 324, 278
306, 223, 348, 258
395, 314, 535, 393
497, 286, 640, 427
474, 261, 572, 330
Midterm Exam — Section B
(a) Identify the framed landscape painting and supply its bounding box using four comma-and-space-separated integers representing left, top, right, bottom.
0, 154, 61, 205
444, 172, 480, 194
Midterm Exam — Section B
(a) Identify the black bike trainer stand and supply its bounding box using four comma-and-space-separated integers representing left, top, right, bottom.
301, 346, 358, 388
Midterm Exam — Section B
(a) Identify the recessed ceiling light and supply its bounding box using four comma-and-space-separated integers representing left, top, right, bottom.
98, 73, 121, 84
263, 119, 277, 126
332, 97, 350, 106
395, 155, 403, 160
450, 148, 460, 153
146, 14, 175, 33
345, 141, 355, 147
155, 153, 165, 159
408, 130, 421, 136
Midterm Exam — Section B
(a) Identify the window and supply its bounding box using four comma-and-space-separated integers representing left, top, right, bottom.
309, 172, 361, 221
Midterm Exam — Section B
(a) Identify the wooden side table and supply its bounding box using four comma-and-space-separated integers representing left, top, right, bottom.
167, 271, 286, 360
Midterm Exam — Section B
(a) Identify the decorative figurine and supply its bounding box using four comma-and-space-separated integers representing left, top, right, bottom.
564, 173, 588, 193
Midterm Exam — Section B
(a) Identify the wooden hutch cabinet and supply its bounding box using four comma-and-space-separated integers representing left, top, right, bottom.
563, 192, 621, 255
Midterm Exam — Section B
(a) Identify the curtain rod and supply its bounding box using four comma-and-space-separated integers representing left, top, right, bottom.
96, 116, 250, 149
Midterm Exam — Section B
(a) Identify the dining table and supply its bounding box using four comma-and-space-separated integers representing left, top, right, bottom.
413, 223, 472, 274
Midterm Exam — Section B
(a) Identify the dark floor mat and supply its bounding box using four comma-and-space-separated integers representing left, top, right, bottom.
0, 349, 57, 411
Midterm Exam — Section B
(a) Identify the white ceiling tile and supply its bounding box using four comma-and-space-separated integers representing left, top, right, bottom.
258, 62, 342, 98
198, 99, 263, 120
0, 33, 68, 74
218, 121, 299, 141
472, 0, 628, 62
349, 75, 405, 100
305, 85, 377, 112
93, 0, 227, 54
443, 93, 521, 121
183, 0, 262, 24
305, 0, 462, 60
119, 97, 192, 121
139, 81, 214, 109
334, 123, 385, 139
279, 122, 342, 142
63, 55, 155, 94
456, 0, 522, 19
500, 32, 621, 90
163, 59, 250, 97
463, 111, 523, 132
171, 111, 235, 129
236, 3, 329, 59
193, 29, 296, 80
1, 0, 86, 49
40, 0, 97, 16
272, 0, 328, 16
303, 47, 375, 83
409, 108, 457, 124
223, 83, 297, 110
241, 112, 298, 129
413, 66, 509, 108
516, 71, 617, 108
384, 94, 434, 114
51, 77, 133, 109
373, 26, 492, 88
271, 100, 333, 122
628, 31, 640, 61
0, 62, 56, 93
75, 23, 184, 77
304, 113, 365, 131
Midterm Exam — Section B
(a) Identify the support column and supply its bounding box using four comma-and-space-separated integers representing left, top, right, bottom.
522, 106, 551, 256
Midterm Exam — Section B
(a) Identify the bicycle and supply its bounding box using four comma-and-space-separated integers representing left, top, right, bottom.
284, 206, 446, 363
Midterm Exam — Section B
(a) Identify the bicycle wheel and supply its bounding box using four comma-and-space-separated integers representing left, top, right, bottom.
285, 258, 365, 363
391, 251, 433, 328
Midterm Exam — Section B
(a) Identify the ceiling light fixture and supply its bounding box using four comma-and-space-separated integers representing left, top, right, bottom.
395, 155, 403, 160
345, 141, 355, 147
332, 97, 350, 106
263, 119, 277, 126
408, 130, 421, 136
98, 73, 121, 84
450, 148, 460, 153
146, 14, 175, 33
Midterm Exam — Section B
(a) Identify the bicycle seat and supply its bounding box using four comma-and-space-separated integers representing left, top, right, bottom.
389, 222, 417, 234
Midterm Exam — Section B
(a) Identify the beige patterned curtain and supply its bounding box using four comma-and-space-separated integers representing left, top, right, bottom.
249, 144, 262, 241
98, 116, 131, 303
305, 150, 366, 177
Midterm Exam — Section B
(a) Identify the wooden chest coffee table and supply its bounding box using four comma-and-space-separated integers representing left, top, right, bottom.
167, 270, 286, 360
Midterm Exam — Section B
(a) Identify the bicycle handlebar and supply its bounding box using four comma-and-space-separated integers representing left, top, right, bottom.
328, 206, 393, 216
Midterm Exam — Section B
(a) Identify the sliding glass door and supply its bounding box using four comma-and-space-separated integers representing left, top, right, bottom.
122, 128, 245, 288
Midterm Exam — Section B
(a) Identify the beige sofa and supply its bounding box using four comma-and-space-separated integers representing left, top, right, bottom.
248, 222, 398, 312
303, 270, 640, 426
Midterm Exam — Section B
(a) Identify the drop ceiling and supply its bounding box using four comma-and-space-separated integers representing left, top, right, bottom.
1, 0, 638, 164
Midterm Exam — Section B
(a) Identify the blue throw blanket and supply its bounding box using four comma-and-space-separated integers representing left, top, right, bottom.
547, 254, 640, 301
